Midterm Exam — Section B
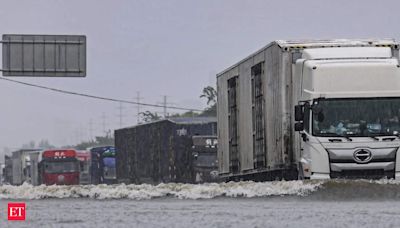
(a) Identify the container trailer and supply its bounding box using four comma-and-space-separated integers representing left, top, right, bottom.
217, 39, 400, 180
115, 117, 217, 184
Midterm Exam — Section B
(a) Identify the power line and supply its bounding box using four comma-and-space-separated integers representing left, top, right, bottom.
0, 77, 202, 112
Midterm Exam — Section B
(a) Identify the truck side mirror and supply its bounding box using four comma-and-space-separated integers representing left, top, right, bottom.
295, 105, 304, 121
295, 122, 304, 131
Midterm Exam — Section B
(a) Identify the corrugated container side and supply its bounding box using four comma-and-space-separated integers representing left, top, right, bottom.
115, 128, 130, 182
264, 44, 283, 169
238, 57, 254, 171
217, 69, 236, 174
217, 75, 228, 174
116, 120, 217, 184
218, 42, 297, 178
281, 51, 295, 165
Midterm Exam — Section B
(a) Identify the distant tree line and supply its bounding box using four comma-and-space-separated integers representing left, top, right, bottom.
71, 135, 115, 150
20, 139, 55, 150
140, 86, 217, 123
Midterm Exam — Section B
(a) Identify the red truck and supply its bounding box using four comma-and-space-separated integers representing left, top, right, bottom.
40, 149, 81, 185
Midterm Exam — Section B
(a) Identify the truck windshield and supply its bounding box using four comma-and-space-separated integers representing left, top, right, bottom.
103, 157, 116, 168
103, 157, 116, 179
312, 97, 400, 137
44, 161, 79, 174
193, 154, 217, 167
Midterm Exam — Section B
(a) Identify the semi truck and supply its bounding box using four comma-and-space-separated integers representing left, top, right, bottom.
217, 39, 400, 180
40, 149, 81, 185
192, 135, 219, 183
76, 150, 91, 185
90, 146, 117, 184
10, 149, 42, 185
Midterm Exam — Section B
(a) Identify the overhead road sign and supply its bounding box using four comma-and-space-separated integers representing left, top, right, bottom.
2, 34, 86, 77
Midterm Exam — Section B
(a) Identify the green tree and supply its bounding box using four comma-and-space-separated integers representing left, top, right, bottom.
74, 135, 115, 150
199, 86, 217, 117
95, 135, 114, 145
170, 86, 218, 118
199, 104, 216, 117
200, 86, 217, 105
140, 111, 162, 123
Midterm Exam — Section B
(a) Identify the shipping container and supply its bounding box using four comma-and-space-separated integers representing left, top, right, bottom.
115, 117, 217, 184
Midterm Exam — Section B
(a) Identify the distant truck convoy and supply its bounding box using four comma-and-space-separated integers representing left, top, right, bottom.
217, 39, 400, 180
3, 149, 97, 186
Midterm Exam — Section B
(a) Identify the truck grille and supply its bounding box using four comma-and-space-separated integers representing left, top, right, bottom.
327, 147, 397, 179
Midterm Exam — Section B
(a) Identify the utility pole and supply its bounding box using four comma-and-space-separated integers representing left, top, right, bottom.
118, 102, 124, 128
134, 91, 144, 124
101, 112, 107, 135
158, 95, 175, 118
89, 119, 94, 141
76, 125, 85, 143
163, 95, 167, 118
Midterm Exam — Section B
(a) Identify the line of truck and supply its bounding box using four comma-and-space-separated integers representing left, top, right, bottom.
2, 146, 117, 186
2, 117, 219, 185
2, 39, 399, 185
115, 39, 400, 184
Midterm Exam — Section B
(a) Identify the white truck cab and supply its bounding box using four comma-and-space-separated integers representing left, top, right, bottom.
295, 47, 400, 179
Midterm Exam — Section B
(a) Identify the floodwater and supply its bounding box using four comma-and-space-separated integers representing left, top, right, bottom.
1, 180, 400, 228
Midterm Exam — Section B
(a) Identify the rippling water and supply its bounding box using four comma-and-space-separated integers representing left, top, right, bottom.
1, 180, 400, 227
0, 180, 322, 200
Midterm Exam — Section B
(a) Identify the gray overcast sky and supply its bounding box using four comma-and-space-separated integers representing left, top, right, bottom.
0, 0, 398, 152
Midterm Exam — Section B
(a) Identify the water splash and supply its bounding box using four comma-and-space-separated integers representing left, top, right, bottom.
0, 181, 322, 200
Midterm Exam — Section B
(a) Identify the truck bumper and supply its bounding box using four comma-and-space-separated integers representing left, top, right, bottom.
310, 173, 330, 180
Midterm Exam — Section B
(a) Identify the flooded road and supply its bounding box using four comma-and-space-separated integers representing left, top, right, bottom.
1, 180, 400, 227
1, 198, 400, 228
